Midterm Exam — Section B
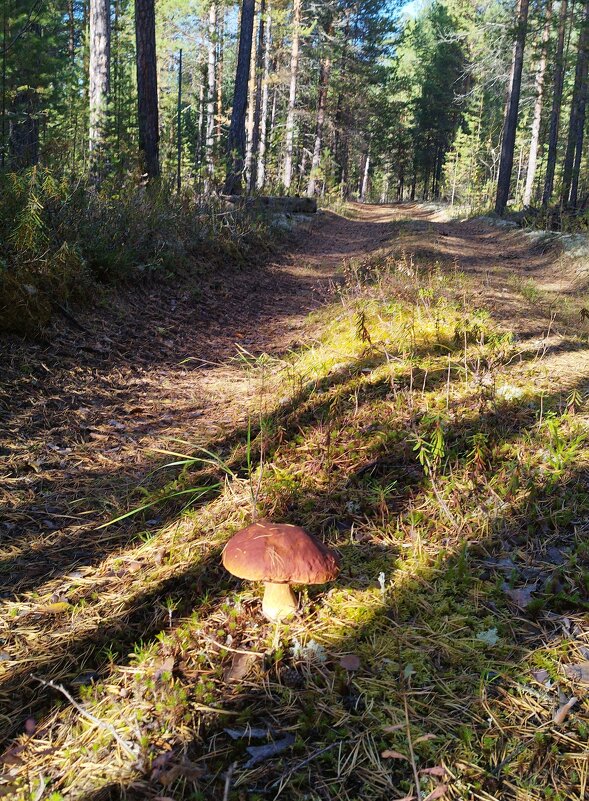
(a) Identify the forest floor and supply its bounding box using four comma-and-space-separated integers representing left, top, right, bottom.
2, 202, 589, 801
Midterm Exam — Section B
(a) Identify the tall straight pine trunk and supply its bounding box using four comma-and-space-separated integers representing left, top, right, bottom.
249, 0, 266, 192
543, 0, 569, 206
494, 0, 530, 215
282, 0, 301, 190
89, 0, 110, 174
256, 1, 271, 190
561, 0, 589, 208
224, 0, 255, 194
216, 9, 224, 142
522, 0, 552, 207
205, 3, 217, 189
307, 53, 331, 197
135, 0, 159, 179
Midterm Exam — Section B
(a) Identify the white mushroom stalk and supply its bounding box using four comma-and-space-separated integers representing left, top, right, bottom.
262, 582, 298, 621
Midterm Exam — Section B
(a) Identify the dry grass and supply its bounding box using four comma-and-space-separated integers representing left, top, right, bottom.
2, 236, 589, 801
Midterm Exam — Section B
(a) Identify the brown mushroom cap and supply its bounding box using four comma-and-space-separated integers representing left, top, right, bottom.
222, 520, 340, 585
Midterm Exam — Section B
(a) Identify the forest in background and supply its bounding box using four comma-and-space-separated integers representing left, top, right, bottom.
2, 0, 589, 336
3, 0, 589, 210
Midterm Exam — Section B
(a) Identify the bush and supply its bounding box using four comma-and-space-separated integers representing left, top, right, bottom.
0, 167, 269, 335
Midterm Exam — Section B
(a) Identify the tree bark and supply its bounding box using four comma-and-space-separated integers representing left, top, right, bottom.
307, 54, 331, 197
9, 88, 39, 168
89, 0, 110, 174
282, 0, 301, 190
216, 8, 224, 143
135, 0, 159, 179
523, 0, 552, 207
245, 4, 258, 188
494, 0, 530, 215
205, 2, 217, 190
360, 148, 370, 202
542, 0, 568, 206
256, 1, 271, 190
561, 0, 589, 208
248, 0, 266, 192
223, 0, 255, 194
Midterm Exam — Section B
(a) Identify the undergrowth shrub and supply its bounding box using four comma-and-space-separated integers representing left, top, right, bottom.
0, 167, 269, 335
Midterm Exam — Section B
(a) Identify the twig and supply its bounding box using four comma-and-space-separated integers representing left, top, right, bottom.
201, 635, 265, 658
404, 694, 422, 801
32, 675, 141, 765
222, 761, 236, 801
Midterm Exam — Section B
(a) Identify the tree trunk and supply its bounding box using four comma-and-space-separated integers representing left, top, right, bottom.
256, 1, 271, 190
249, 0, 266, 192
67, 0, 76, 62
307, 54, 331, 197
223, 0, 255, 194
135, 0, 160, 179
542, 0, 569, 206
561, 0, 589, 208
216, 8, 224, 143
205, 2, 217, 190
282, 0, 301, 190
89, 0, 110, 174
494, 0, 530, 215
523, 0, 552, 207
245, 5, 258, 188
9, 88, 39, 168
360, 149, 370, 202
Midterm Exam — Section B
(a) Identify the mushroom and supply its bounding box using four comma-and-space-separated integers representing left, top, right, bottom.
222, 520, 340, 621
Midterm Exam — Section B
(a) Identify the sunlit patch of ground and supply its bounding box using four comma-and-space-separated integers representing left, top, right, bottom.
2, 205, 589, 801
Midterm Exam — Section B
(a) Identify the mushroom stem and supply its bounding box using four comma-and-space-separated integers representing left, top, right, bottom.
262, 582, 298, 621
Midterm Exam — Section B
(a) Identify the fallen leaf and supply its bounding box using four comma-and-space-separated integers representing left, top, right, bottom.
244, 734, 295, 768
381, 749, 408, 760
504, 584, 536, 609
532, 669, 550, 684
423, 785, 448, 801
420, 766, 446, 777
125, 560, 142, 574
382, 723, 404, 734
414, 733, 437, 744
224, 652, 256, 683
564, 662, 589, 685
340, 654, 361, 671
158, 762, 204, 785
553, 696, 578, 725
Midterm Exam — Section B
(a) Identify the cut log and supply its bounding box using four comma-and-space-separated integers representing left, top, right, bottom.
222, 195, 317, 214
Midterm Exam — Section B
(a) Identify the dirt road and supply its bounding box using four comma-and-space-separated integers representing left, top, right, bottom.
1, 201, 587, 749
